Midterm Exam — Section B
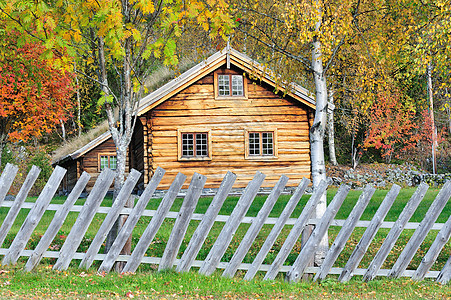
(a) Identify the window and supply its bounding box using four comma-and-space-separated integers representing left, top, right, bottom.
178, 130, 212, 161
245, 130, 278, 159
215, 72, 247, 99
99, 154, 117, 171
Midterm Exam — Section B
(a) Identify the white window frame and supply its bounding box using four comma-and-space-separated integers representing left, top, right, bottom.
177, 129, 212, 161
244, 129, 278, 160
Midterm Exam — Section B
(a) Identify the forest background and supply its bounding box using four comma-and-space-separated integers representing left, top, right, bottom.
0, 0, 450, 195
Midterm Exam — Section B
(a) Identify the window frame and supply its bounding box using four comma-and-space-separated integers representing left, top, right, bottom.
214, 71, 248, 100
98, 153, 118, 171
177, 129, 212, 161
244, 129, 278, 160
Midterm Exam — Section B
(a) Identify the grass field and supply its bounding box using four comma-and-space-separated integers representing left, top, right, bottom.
0, 264, 450, 299
0, 187, 450, 298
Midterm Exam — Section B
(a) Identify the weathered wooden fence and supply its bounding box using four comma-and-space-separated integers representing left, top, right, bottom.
0, 163, 450, 283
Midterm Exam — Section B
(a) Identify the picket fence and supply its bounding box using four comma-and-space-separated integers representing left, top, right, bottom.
0, 163, 450, 283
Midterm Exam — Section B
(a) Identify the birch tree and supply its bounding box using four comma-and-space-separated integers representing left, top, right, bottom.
233, 0, 358, 265
1, 0, 234, 251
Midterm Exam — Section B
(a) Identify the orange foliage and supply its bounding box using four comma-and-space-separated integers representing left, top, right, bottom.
362, 92, 436, 162
0, 31, 74, 144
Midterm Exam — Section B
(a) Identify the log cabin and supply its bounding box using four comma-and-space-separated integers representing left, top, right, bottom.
53, 48, 316, 193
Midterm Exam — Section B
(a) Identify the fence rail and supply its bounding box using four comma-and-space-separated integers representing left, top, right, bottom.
0, 163, 450, 283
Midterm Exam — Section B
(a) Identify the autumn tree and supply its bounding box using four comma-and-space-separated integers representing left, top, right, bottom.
0, 0, 234, 254
0, 29, 74, 163
231, 0, 360, 271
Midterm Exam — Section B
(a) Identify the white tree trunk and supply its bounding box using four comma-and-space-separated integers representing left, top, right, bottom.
74, 61, 82, 137
60, 119, 66, 142
310, 37, 329, 265
327, 89, 337, 166
427, 63, 437, 174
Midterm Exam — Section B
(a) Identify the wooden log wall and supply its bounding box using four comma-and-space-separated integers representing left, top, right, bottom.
0, 163, 450, 284
80, 138, 130, 191
147, 66, 312, 189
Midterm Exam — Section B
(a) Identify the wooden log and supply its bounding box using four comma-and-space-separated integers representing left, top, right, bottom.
414, 195, 451, 279
223, 175, 289, 278
159, 173, 207, 271
244, 178, 310, 281
263, 180, 328, 281
2, 166, 66, 265
363, 182, 429, 281
286, 184, 350, 283
176, 171, 236, 273
389, 181, 450, 278
411, 181, 451, 281
334, 184, 400, 282
24, 172, 90, 271
121, 172, 187, 274
98, 167, 165, 273
53, 168, 115, 271
437, 253, 451, 284
0, 163, 18, 207
314, 184, 377, 282
198, 171, 266, 276
0, 165, 40, 247
79, 169, 141, 269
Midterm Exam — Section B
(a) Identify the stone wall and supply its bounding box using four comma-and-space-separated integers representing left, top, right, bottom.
327, 163, 450, 188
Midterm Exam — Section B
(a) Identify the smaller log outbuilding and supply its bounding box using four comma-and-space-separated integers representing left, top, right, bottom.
53, 48, 316, 193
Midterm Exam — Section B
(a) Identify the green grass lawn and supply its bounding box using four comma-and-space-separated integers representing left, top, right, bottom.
0, 264, 450, 299
0, 186, 449, 294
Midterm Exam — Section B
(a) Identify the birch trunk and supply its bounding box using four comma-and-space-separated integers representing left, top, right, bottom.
327, 89, 337, 166
427, 63, 437, 174
310, 36, 328, 265
74, 61, 81, 137
104, 34, 136, 257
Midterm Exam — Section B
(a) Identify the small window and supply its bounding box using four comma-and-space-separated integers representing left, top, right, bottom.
215, 73, 246, 98
178, 130, 212, 161
99, 154, 117, 171
248, 132, 274, 156
245, 130, 278, 159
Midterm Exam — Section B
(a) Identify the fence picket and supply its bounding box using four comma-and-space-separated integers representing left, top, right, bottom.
2, 166, 66, 265
315, 184, 377, 282
0, 165, 40, 247
0, 163, 19, 207
98, 167, 165, 273
176, 171, 236, 273
198, 171, 266, 276
79, 169, 141, 269
363, 182, 429, 281
389, 180, 450, 278
263, 179, 329, 281
412, 181, 451, 281
437, 253, 451, 284
25, 172, 91, 271
334, 184, 401, 282
121, 172, 187, 274
414, 210, 451, 280
223, 175, 289, 278
53, 168, 115, 271
286, 184, 350, 283
159, 173, 207, 271
244, 178, 310, 281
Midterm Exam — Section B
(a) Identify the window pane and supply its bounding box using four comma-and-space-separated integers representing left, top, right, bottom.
262, 132, 273, 155
182, 133, 194, 156
218, 75, 230, 96
100, 156, 108, 170
196, 133, 208, 156
109, 156, 117, 170
249, 132, 260, 155
231, 75, 243, 96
